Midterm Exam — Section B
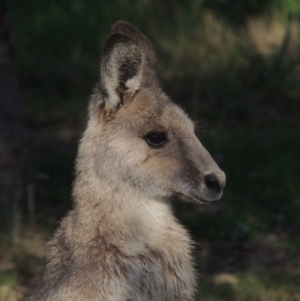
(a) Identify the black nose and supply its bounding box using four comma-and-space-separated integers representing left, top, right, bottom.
204, 173, 223, 193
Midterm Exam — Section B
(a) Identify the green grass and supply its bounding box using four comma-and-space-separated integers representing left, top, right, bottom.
195, 271, 300, 301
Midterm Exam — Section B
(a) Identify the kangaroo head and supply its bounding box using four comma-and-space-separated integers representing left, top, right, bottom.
87, 21, 225, 204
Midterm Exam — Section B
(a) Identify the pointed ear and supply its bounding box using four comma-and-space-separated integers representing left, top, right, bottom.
96, 21, 158, 117
108, 21, 157, 68
100, 33, 142, 115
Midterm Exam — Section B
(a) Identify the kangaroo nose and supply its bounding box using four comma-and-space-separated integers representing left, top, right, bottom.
204, 173, 224, 194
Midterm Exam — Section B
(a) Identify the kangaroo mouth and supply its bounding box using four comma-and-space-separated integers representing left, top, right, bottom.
176, 192, 212, 205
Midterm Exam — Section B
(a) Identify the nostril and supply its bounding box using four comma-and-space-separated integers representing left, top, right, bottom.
204, 174, 222, 193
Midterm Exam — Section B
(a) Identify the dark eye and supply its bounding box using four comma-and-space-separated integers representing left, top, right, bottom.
144, 132, 167, 147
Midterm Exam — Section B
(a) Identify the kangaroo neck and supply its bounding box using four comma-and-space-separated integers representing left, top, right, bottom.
71, 160, 173, 255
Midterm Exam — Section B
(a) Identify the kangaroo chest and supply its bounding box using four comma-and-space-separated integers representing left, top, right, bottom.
119, 245, 194, 301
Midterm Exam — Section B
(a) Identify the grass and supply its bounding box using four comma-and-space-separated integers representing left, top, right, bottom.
195, 272, 300, 301
0, 234, 46, 301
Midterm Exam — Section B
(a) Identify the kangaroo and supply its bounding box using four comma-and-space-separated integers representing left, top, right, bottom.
23, 21, 225, 301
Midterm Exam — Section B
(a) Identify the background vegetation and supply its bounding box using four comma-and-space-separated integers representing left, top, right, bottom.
1, 0, 300, 300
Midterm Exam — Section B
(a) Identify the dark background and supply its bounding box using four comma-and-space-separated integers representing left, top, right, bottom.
1, 0, 300, 300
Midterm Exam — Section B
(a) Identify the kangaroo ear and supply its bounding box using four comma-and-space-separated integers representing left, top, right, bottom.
98, 21, 158, 117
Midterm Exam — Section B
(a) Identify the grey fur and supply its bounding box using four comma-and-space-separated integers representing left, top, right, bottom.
23, 21, 225, 301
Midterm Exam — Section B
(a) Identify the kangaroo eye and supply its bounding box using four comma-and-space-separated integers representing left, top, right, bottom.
144, 132, 167, 147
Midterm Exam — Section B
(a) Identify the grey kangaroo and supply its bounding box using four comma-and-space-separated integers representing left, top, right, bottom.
23, 21, 226, 301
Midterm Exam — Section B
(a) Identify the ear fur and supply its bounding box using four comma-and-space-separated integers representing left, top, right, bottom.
100, 33, 143, 114
109, 21, 157, 67
89, 21, 158, 121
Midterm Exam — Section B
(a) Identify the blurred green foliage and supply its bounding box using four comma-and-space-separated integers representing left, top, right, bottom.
204, 0, 300, 23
